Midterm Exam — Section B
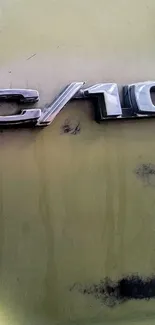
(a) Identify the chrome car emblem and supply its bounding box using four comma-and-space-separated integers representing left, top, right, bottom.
0, 81, 155, 127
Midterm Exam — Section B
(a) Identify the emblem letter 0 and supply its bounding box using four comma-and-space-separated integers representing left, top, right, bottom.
123, 81, 155, 114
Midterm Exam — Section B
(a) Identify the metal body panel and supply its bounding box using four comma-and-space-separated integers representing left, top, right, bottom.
0, 1, 155, 325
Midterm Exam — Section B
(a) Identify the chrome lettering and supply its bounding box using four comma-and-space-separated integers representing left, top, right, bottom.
0, 89, 41, 126
0, 109, 41, 126
0, 81, 155, 127
75, 83, 122, 122
123, 81, 155, 114
82, 83, 122, 116
37, 82, 85, 126
0, 89, 39, 103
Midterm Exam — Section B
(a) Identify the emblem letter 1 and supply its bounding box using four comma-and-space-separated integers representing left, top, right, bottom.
76, 83, 122, 122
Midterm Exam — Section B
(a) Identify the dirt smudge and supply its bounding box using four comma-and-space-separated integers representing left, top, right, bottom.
70, 275, 155, 307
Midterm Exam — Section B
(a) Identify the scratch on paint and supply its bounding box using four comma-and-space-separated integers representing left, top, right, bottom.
27, 53, 37, 61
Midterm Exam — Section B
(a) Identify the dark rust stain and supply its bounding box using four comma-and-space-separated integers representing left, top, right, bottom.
135, 163, 155, 186
70, 275, 155, 307
61, 119, 81, 135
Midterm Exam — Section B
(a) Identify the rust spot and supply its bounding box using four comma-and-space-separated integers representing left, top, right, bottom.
61, 119, 81, 135
135, 163, 155, 186
70, 275, 155, 307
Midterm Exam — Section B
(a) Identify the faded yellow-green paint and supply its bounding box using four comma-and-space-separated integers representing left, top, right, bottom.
0, 0, 155, 324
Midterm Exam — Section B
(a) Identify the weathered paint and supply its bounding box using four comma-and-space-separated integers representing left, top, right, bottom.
0, 0, 155, 324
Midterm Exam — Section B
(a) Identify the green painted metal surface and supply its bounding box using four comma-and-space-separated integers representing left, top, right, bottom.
0, 1, 155, 324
